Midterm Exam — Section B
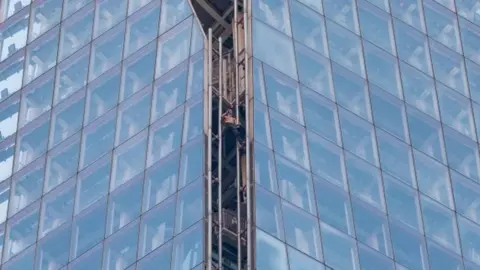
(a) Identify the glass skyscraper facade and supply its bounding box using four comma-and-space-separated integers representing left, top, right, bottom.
0, 0, 480, 270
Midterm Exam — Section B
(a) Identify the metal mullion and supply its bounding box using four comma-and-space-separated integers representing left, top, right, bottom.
207, 28, 214, 270
217, 37, 224, 270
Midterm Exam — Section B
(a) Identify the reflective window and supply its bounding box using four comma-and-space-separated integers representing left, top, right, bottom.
93, 0, 127, 38
0, 93, 20, 140
28, 0, 62, 42
85, 66, 120, 125
124, 1, 160, 58
58, 3, 94, 61
443, 126, 480, 182
171, 222, 203, 270
115, 88, 151, 146
35, 223, 71, 270
9, 157, 44, 217
23, 27, 59, 85
0, 49, 24, 102
390, 0, 426, 32
175, 180, 202, 233
326, 20, 365, 78
321, 223, 360, 270
18, 71, 54, 128
452, 170, 480, 225
159, 0, 192, 35
102, 220, 139, 270
253, 0, 291, 35
44, 134, 80, 192
0, 8, 28, 62
323, 0, 360, 34
14, 114, 50, 172
156, 17, 193, 78
89, 22, 125, 81
424, 0, 462, 53
55, 47, 90, 105
256, 228, 288, 270
358, 0, 396, 55
0, 0, 31, 27
459, 18, 480, 65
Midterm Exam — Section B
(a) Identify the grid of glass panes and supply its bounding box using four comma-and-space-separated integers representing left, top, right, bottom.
252, 0, 480, 269
0, 0, 205, 269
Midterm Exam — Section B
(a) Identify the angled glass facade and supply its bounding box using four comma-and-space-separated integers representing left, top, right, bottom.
0, 0, 205, 269
251, 0, 480, 270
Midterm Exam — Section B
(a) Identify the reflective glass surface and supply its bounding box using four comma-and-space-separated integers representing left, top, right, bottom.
0, 0, 205, 269
252, 0, 480, 269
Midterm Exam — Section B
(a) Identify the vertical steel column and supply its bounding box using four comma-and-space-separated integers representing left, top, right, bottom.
243, 1, 252, 269
233, 0, 242, 269
207, 28, 213, 270
217, 37, 223, 270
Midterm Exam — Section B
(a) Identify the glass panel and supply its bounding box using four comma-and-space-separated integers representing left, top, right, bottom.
49, 89, 85, 149
295, 43, 334, 101
39, 179, 75, 238
0, 52, 25, 102
70, 198, 107, 260
459, 18, 480, 65
156, 17, 193, 78
290, 0, 328, 56
308, 132, 346, 188
331, 63, 371, 121
0, 180, 10, 225
143, 152, 179, 212
175, 180, 202, 233
181, 94, 203, 143
339, 108, 378, 165
171, 222, 203, 270
147, 106, 183, 167
270, 110, 309, 169
430, 40, 469, 96
326, 20, 365, 78
252, 19, 297, 80
63, 0, 92, 19
456, 216, 480, 266
54, 47, 90, 104
427, 239, 464, 270
120, 43, 156, 102
115, 87, 151, 146
358, 0, 396, 54
264, 64, 304, 124
75, 153, 111, 215
80, 110, 116, 169
102, 220, 139, 270
0, 93, 20, 140
399, 61, 439, 119
420, 195, 460, 253
58, 2, 94, 61
89, 22, 125, 81
393, 18, 433, 75
282, 201, 322, 260
301, 86, 341, 145
14, 114, 50, 172
390, 0, 426, 32
390, 221, 429, 270
321, 223, 360, 270
351, 199, 392, 257
28, 0, 62, 42
443, 126, 480, 182
138, 197, 175, 258
152, 63, 188, 122
23, 27, 59, 85
254, 143, 278, 193
35, 223, 71, 270
437, 83, 476, 140
44, 134, 80, 192
4, 202, 40, 261
106, 175, 142, 236
178, 137, 203, 189
358, 244, 395, 270
376, 129, 416, 187
468, 60, 480, 105
345, 153, 385, 211
254, 100, 273, 148
69, 243, 103, 270
363, 41, 402, 98
288, 246, 325, 270
0, 137, 15, 182
186, 52, 203, 99
85, 66, 120, 125
0, 8, 28, 62
9, 156, 45, 217
407, 106, 446, 163
323, 0, 360, 34
125, 1, 160, 57
2, 245, 35, 270
137, 241, 172, 269
424, 0, 462, 53
93, 0, 127, 38
384, 173, 424, 233
414, 150, 454, 208
370, 84, 408, 142
111, 131, 147, 191
256, 228, 288, 270
253, 0, 291, 35
18, 71, 54, 128
451, 170, 480, 225
159, 0, 192, 35
256, 186, 284, 240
